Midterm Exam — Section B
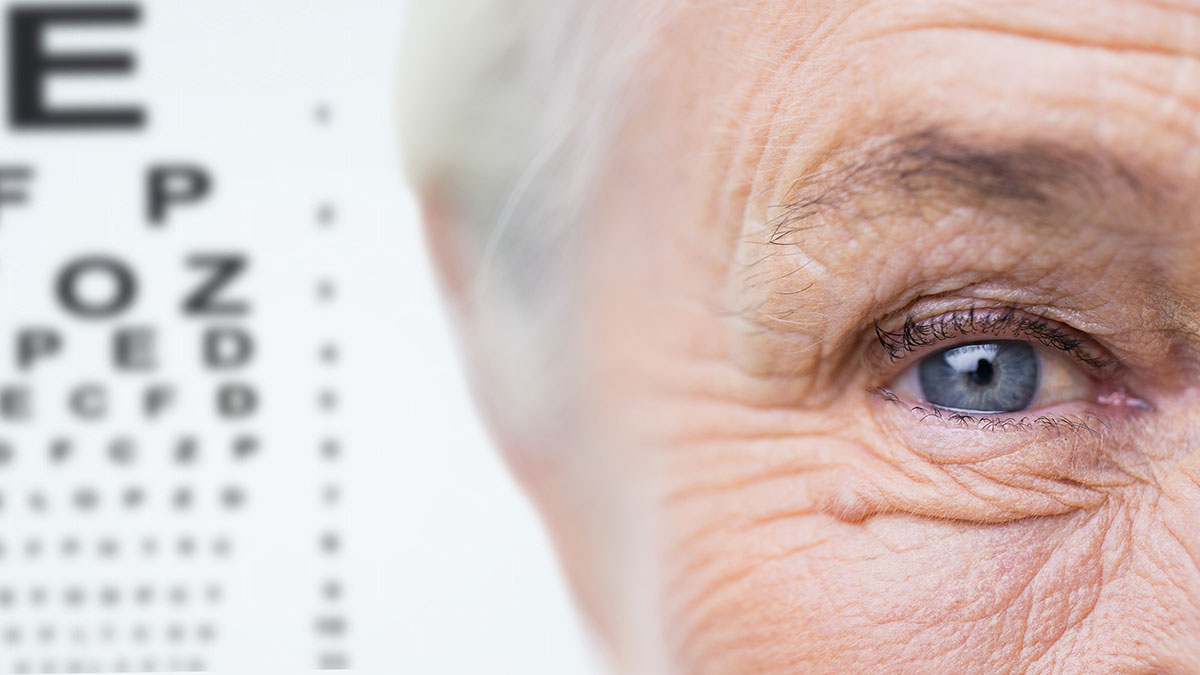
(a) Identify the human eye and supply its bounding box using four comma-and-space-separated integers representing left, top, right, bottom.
900, 340, 1055, 413
873, 307, 1149, 429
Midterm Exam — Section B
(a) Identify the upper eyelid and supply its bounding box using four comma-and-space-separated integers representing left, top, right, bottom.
869, 306, 1115, 373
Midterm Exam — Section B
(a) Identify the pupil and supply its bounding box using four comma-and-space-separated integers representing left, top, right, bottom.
968, 358, 994, 386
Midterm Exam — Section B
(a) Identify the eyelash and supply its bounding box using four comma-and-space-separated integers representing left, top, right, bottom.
872, 306, 1111, 369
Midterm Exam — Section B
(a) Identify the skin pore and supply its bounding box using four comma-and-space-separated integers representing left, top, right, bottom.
442, 1, 1200, 672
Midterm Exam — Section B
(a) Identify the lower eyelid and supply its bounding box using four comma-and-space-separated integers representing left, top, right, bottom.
880, 391, 1109, 435
867, 390, 1141, 485
836, 398, 1140, 525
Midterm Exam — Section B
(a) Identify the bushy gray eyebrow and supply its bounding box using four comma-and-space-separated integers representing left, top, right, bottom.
764, 127, 1158, 245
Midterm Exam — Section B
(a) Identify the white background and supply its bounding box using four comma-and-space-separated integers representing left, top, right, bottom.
0, 1, 601, 673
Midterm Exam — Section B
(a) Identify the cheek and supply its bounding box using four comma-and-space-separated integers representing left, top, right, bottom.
659, 491, 1112, 673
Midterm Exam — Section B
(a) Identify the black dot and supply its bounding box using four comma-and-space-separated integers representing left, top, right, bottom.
319, 343, 340, 364
322, 580, 342, 602
74, 488, 98, 511
323, 484, 341, 506
318, 390, 339, 411
173, 487, 193, 511
25, 539, 41, 558
175, 437, 198, 465
0, 441, 13, 466
177, 537, 195, 557
49, 439, 72, 463
109, 438, 135, 465
315, 103, 332, 124
316, 203, 336, 227
124, 487, 145, 509
319, 532, 341, 555
98, 538, 119, 558
316, 280, 336, 301
212, 537, 232, 557
63, 587, 84, 607
220, 486, 244, 510
314, 613, 348, 638
232, 435, 260, 461
60, 537, 79, 557
169, 586, 188, 606
321, 439, 341, 460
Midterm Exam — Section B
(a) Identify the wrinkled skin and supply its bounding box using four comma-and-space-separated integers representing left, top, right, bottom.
437, 1, 1200, 672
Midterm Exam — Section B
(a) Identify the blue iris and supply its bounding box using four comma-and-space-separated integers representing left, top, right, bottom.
917, 341, 1040, 413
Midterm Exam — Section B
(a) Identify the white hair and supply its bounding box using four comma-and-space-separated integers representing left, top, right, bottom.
398, 0, 665, 436
400, 8, 681, 668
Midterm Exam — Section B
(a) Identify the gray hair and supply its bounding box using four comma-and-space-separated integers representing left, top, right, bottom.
398, 0, 665, 434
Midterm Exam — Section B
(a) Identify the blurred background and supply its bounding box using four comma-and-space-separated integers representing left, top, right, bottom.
0, 1, 597, 673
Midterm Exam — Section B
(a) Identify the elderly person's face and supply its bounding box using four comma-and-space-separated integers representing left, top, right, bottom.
418, 1, 1200, 672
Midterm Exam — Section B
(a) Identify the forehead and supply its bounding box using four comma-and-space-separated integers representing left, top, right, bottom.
640, 0, 1200, 215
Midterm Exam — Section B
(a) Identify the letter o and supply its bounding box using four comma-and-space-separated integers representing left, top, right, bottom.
57, 256, 137, 319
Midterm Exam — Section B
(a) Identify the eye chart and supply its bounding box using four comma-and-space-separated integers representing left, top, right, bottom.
0, 2, 442, 672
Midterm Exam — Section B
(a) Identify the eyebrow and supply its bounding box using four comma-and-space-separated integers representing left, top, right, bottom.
766, 127, 1160, 242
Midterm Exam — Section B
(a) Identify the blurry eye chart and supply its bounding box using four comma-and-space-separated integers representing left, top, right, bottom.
0, 2, 433, 672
